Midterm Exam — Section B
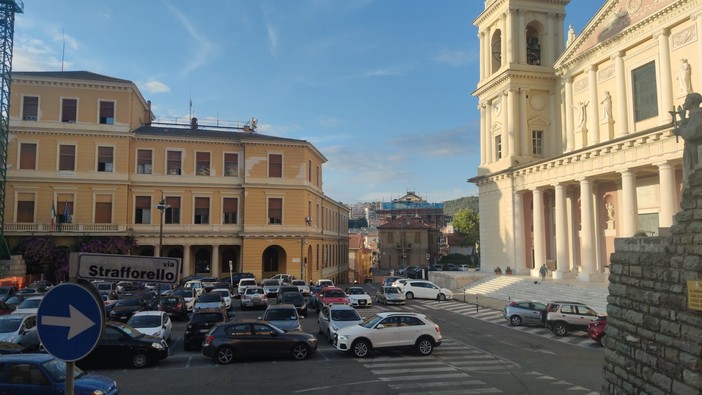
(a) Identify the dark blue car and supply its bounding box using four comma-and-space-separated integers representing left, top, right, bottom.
0, 353, 119, 394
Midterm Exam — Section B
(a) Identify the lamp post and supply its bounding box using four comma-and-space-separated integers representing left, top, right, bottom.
156, 198, 170, 257
300, 237, 304, 281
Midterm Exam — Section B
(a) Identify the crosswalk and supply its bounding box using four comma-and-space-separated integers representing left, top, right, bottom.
400, 299, 602, 349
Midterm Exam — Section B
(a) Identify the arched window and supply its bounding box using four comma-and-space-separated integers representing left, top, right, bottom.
526, 25, 541, 65
491, 30, 502, 73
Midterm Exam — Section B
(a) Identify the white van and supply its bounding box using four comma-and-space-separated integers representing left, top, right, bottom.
238, 278, 257, 295
184, 280, 204, 296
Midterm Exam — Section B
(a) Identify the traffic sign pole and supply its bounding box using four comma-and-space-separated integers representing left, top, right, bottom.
66, 362, 74, 395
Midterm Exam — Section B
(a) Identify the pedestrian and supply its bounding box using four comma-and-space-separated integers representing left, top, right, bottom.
539, 264, 548, 281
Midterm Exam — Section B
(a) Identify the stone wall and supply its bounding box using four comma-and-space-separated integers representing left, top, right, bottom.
605, 170, 702, 394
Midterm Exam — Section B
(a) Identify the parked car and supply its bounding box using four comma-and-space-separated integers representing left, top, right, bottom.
193, 293, 225, 311
445, 263, 460, 271
316, 279, 334, 288
238, 278, 258, 296
0, 313, 40, 352
0, 353, 119, 394
261, 279, 282, 298
375, 286, 406, 305
183, 280, 205, 297
291, 280, 311, 296
334, 312, 442, 358
184, 308, 229, 351
0, 286, 17, 303
588, 314, 608, 345
240, 287, 268, 310
78, 321, 168, 369
157, 295, 188, 321
0, 301, 13, 315
345, 287, 372, 308
200, 277, 219, 292
127, 311, 173, 342
268, 274, 295, 284
459, 265, 471, 272
223, 272, 255, 287
258, 304, 302, 332
12, 296, 44, 315
545, 301, 599, 336
91, 281, 117, 296
429, 264, 444, 271
308, 286, 324, 310
15, 288, 44, 298
170, 287, 196, 311
210, 288, 233, 310
318, 304, 363, 342
390, 278, 409, 292
318, 287, 349, 307
4, 296, 25, 310
402, 280, 453, 301
407, 266, 426, 279
277, 291, 307, 317
108, 297, 148, 322
381, 276, 404, 287
202, 320, 317, 364
503, 300, 547, 327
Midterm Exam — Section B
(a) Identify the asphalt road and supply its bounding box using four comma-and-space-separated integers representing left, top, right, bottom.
92, 285, 604, 395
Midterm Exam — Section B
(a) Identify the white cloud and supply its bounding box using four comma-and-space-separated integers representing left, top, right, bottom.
315, 116, 340, 128
433, 48, 476, 66
13, 35, 63, 70
143, 81, 171, 94
388, 126, 475, 157
165, 3, 217, 73
362, 64, 412, 77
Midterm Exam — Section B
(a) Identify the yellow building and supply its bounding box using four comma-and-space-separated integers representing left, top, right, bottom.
5, 71, 349, 283
470, 0, 698, 280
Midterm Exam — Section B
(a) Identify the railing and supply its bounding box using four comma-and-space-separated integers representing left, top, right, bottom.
3, 223, 126, 233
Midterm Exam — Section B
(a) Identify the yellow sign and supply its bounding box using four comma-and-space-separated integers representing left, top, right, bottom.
689, 280, 702, 311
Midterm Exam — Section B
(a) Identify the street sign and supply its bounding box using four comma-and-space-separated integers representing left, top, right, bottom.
37, 283, 104, 361
77, 253, 180, 284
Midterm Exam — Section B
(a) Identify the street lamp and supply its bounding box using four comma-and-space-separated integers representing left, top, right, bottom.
156, 198, 171, 257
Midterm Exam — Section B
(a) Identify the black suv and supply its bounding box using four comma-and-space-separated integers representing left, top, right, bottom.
184, 308, 228, 350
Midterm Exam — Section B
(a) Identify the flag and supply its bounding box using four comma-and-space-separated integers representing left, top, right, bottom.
50, 202, 55, 227
64, 201, 71, 224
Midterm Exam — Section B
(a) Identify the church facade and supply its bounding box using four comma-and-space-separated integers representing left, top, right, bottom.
470, 0, 701, 280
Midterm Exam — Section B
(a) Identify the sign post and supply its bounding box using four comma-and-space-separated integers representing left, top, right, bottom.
37, 283, 104, 395
76, 253, 180, 284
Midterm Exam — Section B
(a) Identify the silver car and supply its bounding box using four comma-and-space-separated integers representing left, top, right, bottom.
240, 287, 268, 310
318, 304, 363, 342
375, 286, 406, 305
261, 279, 282, 297
503, 300, 547, 327
259, 304, 302, 332
0, 313, 40, 352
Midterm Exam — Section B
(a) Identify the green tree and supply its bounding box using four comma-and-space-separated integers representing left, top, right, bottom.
452, 209, 480, 248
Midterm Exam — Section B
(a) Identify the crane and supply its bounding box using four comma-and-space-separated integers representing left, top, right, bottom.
0, 0, 23, 259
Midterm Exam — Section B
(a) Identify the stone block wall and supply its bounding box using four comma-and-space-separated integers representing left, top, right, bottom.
605, 170, 702, 394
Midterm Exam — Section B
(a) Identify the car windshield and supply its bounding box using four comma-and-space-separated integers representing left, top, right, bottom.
0, 318, 22, 333
5, 296, 22, 304
115, 324, 143, 338
18, 299, 41, 309
292, 281, 306, 286
360, 315, 384, 328
385, 287, 401, 294
245, 288, 263, 295
117, 298, 140, 307
197, 294, 221, 303
172, 289, 191, 297
95, 283, 112, 291
160, 297, 179, 304
324, 290, 345, 298
212, 290, 230, 297
264, 309, 297, 321
347, 288, 365, 295
42, 358, 85, 382
262, 280, 279, 286
331, 309, 361, 321
191, 313, 224, 324
240, 280, 256, 285
128, 315, 161, 328
0, 288, 11, 295
282, 293, 303, 303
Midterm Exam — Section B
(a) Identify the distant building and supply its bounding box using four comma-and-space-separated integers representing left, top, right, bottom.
377, 216, 440, 269
375, 191, 445, 229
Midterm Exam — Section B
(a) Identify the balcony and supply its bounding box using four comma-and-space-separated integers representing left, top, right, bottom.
4, 223, 127, 234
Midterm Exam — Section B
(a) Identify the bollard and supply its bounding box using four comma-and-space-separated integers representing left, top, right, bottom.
476, 295, 479, 314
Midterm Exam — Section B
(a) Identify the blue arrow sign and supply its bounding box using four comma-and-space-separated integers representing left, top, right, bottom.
37, 283, 104, 362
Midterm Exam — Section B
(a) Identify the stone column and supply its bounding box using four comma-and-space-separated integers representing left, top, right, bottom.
480, 103, 486, 165
211, 245, 221, 278
578, 178, 597, 280
507, 89, 517, 158
554, 183, 569, 279
556, 13, 565, 55
544, 13, 554, 65
479, 31, 486, 80
656, 29, 673, 123
533, 188, 546, 274
513, 191, 526, 274
183, 244, 192, 276
613, 52, 629, 136
501, 14, 508, 69
588, 65, 600, 145
517, 9, 526, 64
619, 169, 639, 237
520, 88, 529, 155
506, 9, 515, 64
566, 188, 578, 273
565, 77, 575, 152
657, 162, 677, 229
695, 14, 702, 70
502, 91, 510, 158
486, 100, 493, 162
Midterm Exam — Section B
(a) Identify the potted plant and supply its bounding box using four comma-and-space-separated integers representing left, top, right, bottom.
505, 266, 512, 275
494, 266, 502, 275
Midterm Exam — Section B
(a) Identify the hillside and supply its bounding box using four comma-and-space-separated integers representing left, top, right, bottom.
443, 196, 479, 216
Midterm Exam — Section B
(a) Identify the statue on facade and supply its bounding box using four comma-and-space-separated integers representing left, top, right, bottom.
601, 91, 613, 122
574, 101, 588, 130
678, 58, 693, 95
672, 92, 702, 185
566, 24, 575, 46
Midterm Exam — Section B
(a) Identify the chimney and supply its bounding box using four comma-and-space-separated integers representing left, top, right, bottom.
144, 100, 152, 126
190, 117, 198, 131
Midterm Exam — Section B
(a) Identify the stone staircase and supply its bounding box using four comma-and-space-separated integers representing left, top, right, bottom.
459, 274, 609, 314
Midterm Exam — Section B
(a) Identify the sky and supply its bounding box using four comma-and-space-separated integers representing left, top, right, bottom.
12, 0, 601, 205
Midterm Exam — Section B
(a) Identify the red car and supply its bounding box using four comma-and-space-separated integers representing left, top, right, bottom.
0, 300, 13, 315
318, 287, 349, 308
588, 314, 607, 345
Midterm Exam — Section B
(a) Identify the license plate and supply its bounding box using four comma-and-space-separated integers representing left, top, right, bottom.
200, 329, 209, 333
359, 300, 366, 305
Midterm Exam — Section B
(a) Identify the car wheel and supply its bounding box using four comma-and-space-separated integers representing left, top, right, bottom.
416, 337, 434, 356
291, 343, 310, 360
405, 292, 414, 300
599, 335, 606, 347
509, 315, 522, 326
216, 346, 234, 365
553, 323, 568, 336
351, 339, 371, 358
131, 352, 149, 368
437, 293, 446, 301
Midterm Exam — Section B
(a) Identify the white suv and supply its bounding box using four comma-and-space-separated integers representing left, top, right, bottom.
237, 278, 257, 296
334, 312, 442, 358
402, 280, 453, 301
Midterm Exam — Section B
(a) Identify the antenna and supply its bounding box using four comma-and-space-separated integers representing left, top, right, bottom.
61, 29, 65, 72
188, 71, 192, 119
